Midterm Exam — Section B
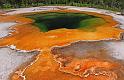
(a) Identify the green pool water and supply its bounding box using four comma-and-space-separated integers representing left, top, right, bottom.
25, 12, 106, 32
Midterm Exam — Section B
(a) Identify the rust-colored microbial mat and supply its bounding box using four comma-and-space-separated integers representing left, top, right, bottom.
0, 10, 124, 80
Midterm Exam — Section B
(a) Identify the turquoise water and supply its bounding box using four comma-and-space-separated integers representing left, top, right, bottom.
26, 12, 106, 32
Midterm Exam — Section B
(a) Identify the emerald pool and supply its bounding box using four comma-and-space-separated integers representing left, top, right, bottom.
25, 12, 106, 32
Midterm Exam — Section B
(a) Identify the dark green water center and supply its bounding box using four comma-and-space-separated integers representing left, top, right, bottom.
26, 12, 106, 32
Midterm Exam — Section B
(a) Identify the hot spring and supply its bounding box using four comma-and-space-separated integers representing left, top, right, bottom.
25, 12, 106, 32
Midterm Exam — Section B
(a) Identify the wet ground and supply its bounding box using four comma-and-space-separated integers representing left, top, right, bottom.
0, 47, 37, 80
52, 40, 124, 62
0, 22, 16, 38
51, 40, 124, 80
